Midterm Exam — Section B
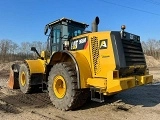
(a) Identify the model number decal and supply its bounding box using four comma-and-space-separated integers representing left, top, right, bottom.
71, 37, 87, 50
79, 38, 86, 44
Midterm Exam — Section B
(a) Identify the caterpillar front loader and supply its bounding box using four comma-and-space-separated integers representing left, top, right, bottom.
8, 16, 153, 110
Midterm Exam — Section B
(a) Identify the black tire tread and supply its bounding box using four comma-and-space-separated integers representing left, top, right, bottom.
48, 62, 89, 110
19, 62, 32, 94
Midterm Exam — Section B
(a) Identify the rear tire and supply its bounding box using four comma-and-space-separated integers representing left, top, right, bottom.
19, 63, 31, 94
48, 62, 89, 110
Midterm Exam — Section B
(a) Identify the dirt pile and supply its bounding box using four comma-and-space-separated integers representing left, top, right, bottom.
0, 61, 22, 80
0, 62, 13, 72
145, 55, 160, 67
0, 61, 22, 72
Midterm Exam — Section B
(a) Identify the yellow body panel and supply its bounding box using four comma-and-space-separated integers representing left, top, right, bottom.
72, 32, 116, 78
106, 74, 153, 93
136, 75, 153, 85
71, 31, 116, 73
87, 78, 107, 88
70, 31, 153, 95
40, 50, 50, 64
87, 72, 153, 94
88, 32, 116, 78
107, 77, 135, 93
71, 31, 118, 89
70, 51, 92, 88
25, 59, 45, 74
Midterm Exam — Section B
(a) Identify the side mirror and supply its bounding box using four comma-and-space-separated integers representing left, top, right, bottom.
31, 47, 36, 52
31, 47, 42, 59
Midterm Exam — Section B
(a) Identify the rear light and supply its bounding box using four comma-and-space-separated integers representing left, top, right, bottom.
113, 70, 119, 78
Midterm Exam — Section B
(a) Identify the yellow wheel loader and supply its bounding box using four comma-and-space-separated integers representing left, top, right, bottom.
8, 17, 153, 110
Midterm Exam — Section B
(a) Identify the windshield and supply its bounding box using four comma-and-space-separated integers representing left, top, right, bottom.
46, 22, 86, 53
68, 25, 85, 38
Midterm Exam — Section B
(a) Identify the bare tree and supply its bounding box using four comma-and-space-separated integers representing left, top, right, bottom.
142, 39, 160, 59
9, 42, 18, 61
0, 39, 12, 62
31, 41, 43, 53
20, 42, 31, 55
0, 39, 48, 62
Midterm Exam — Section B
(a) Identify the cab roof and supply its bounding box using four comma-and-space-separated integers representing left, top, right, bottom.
47, 17, 89, 28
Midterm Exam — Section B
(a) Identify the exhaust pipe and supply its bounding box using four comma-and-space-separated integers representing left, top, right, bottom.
92, 16, 100, 32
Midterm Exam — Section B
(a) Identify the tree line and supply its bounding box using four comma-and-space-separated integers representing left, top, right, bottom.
0, 39, 46, 62
0, 38, 159, 62
142, 39, 160, 59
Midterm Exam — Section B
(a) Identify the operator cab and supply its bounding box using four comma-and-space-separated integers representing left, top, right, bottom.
44, 18, 88, 53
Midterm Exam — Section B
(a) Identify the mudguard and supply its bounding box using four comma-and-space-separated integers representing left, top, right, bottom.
25, 59, 45, 74
49, 51, 92, 88
70, 51, 92, 88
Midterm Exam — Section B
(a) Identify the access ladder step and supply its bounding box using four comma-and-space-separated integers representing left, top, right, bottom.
90, 87, 104, 103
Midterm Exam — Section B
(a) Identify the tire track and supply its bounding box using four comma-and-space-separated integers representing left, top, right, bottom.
0, 89, 68, 120
0, 98, 22, 114
2, 91, 51, 108
31, 111, 56, 120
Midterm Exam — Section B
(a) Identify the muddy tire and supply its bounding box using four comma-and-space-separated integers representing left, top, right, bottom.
19, 63, 31, 94
48, 62, 89, 111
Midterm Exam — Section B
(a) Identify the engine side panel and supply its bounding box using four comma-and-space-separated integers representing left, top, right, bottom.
88, 31, 116, 78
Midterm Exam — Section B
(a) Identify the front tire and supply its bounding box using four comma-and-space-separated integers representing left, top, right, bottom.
19, 63, 31, 94
48, 62, 89, 110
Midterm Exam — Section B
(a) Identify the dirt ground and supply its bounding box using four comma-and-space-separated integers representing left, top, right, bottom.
0, 59, 160, 120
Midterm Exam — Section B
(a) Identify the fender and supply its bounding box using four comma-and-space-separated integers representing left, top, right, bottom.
25, 59, 45, 74
71, 51, 92, 88
22, 60, 45, 85
48, 51, 92, 88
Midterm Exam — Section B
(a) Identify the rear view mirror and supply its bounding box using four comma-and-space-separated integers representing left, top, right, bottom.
31, 47, 42, 59
31, 47, 36, 52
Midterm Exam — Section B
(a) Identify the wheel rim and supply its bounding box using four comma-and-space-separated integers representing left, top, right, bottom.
21, 71, 26, 86
53, 75, 66, 99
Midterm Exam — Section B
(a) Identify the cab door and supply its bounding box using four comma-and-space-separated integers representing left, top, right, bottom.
50, 27, 61, 53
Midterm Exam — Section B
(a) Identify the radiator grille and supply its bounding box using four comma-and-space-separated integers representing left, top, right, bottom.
122, 40, 146, 66
91, 36, 101, 75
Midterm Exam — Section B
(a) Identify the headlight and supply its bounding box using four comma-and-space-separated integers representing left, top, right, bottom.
63, 40, 70, 50
63, 40, 69, 46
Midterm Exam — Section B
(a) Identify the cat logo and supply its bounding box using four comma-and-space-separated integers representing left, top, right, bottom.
99, 39, 107, 49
